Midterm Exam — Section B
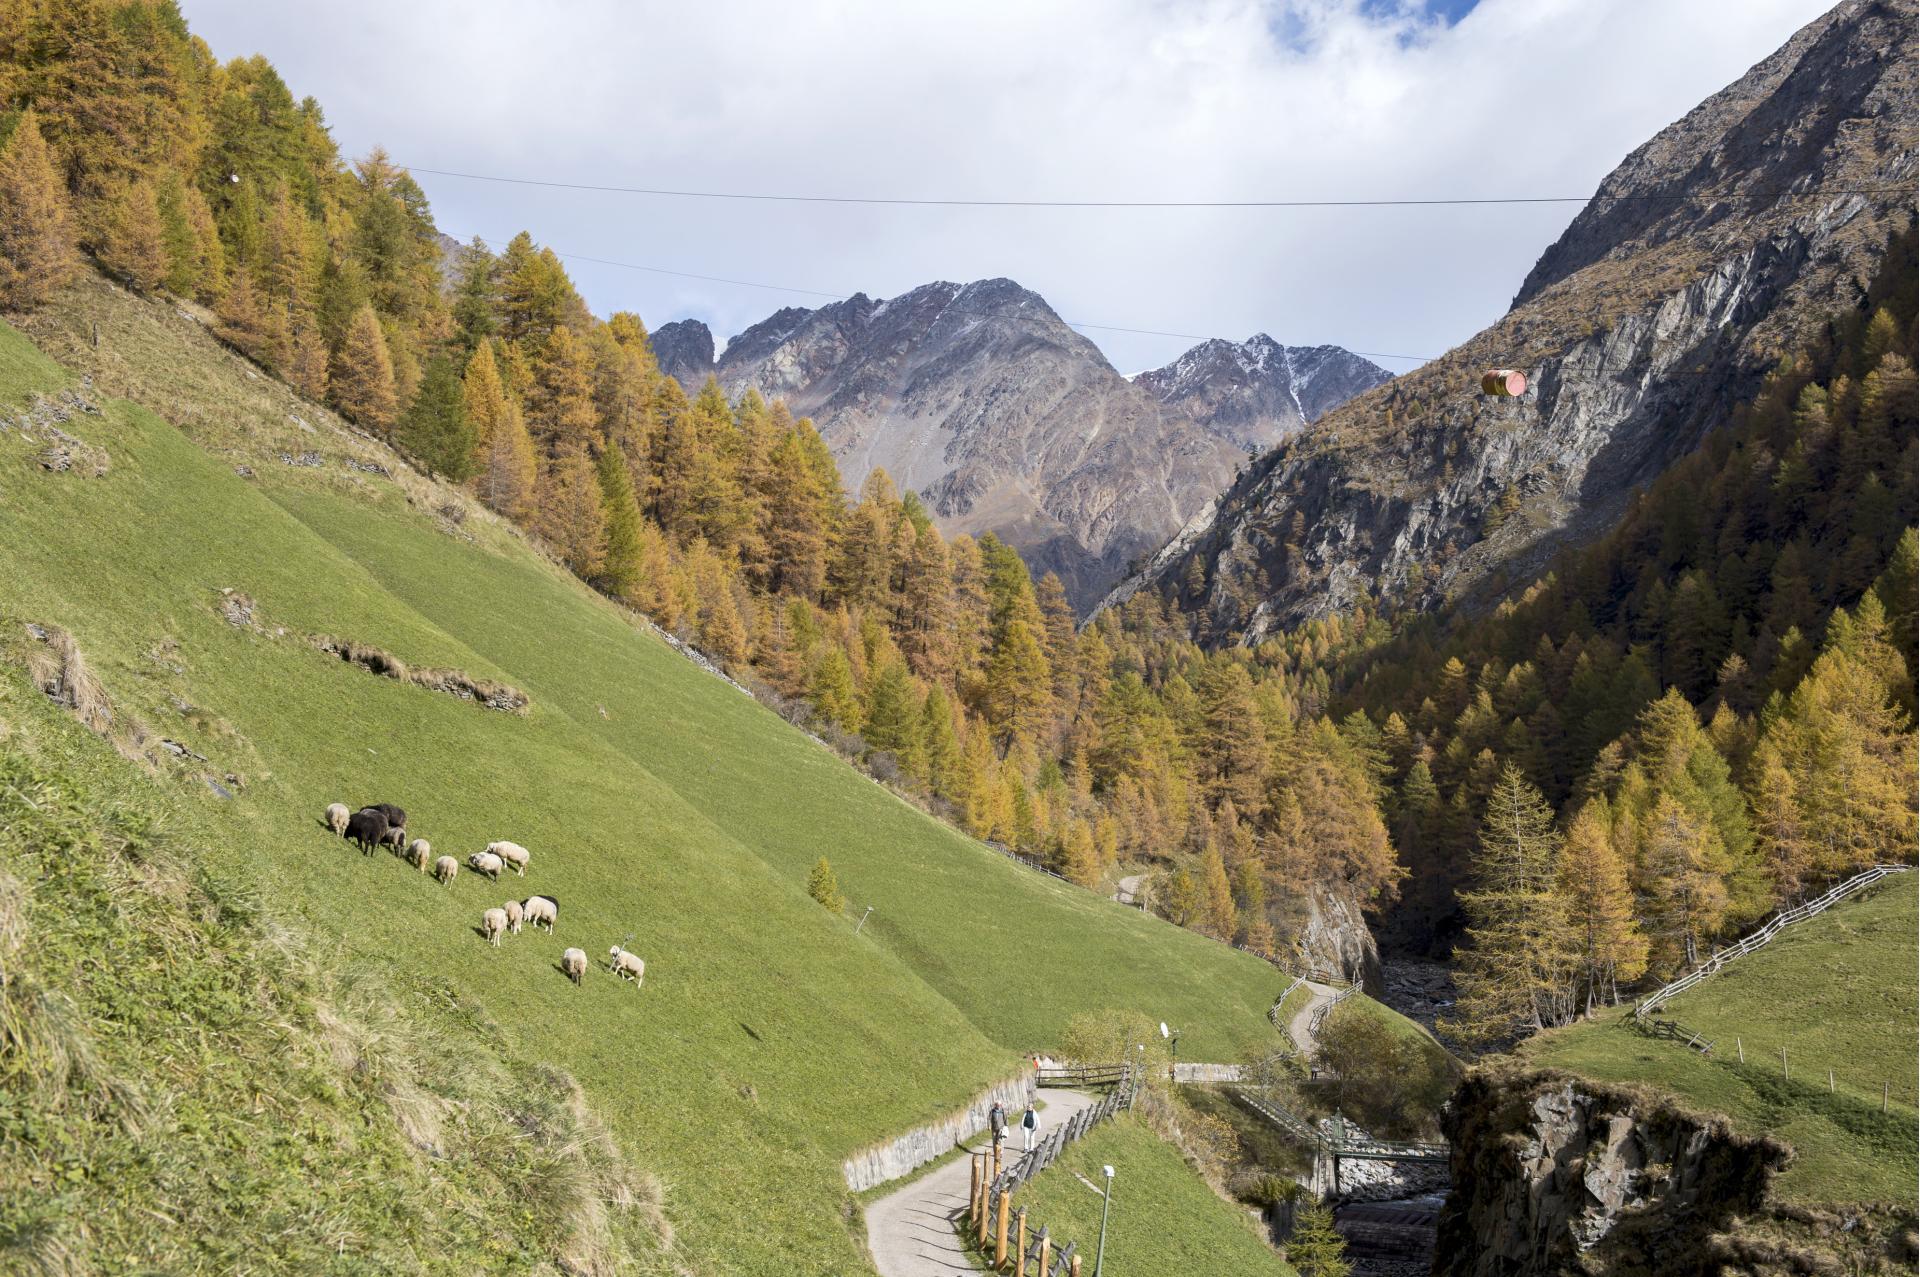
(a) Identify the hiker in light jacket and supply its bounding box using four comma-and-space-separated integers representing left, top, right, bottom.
1020, 1104, 1038, 1152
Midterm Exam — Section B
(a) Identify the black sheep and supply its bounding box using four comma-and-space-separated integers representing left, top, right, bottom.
345, 808, 389, 855
359, 802, 407, 830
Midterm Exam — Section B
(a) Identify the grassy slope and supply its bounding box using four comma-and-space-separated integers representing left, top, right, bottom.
0, 282, 1357, 1273
1524, 881, 1919, 1205
984, 1114, 1294, 1275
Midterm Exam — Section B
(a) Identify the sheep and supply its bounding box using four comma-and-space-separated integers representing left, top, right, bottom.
380, 824, 407, 855
359, 802, 407, 830
407, 838, 432, 872
433, 855, 458, 886
522, 896, 558, 933
344, 808, 389, 855
561, 947, 587, 985
481, 907, 508, 947
324, 802, 350, 836
487, 841, 530, 876
466, 851, 503, 882
503, 899, 524, 935
608, 945, 645, 987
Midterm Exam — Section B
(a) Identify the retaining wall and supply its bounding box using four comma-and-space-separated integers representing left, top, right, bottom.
842, 1072, 1037, 1192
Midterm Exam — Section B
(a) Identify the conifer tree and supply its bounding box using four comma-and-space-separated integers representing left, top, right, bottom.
157, 176, 223, 301
1555, 801, 1646, 1012
1641, 794, 1727, 973
862, 660, 920, 758
1447, 766, 1572, 1041
1061, 818, 1100, 888
807, 856, 844, 913
215, 268, 272, 365
1200, 844, 1237, 940
0, 112, 75, 309
331, 302, 398, 432
1288, 1204, 1351, 1277
526, 323, 599, 455
288, 320, 329, 400
922, 684, 967, 800
984, 619, 1053, 748
594, 447, 646, 600
534, 441, 606, 578
398, 354, 473, 481
97, 178, 167, 291
811, 647, 861, 734
464, 341, 536, 519
764, 424, 834, 599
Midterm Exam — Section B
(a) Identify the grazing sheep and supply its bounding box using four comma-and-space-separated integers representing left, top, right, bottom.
609, 945, 645, 987
503, 899, 524, 935
324, 802, 350, 836
466, 851, 503, 881
487, 841, 530, 876
561, 947, 587, 985
380, 824, 407, 854
481, 907, 508, 947
522, 896, 558, 933
359, 802, 407, 830
433, 855, 458, 886
407, 838, 431, 872
344, 808, 389, 855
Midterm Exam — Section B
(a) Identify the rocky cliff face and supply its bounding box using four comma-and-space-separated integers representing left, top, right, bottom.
1103, 0, 1917, 640
1135, 335, 1391, 452
1436, 1067, 1786, 1277
648, 318, 717, 393
656, 286, 1385, 610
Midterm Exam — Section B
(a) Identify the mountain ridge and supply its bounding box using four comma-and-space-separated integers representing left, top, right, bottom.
656, 287, 1387, 608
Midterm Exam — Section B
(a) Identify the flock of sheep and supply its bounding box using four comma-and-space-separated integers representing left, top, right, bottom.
322, 801, 645, 989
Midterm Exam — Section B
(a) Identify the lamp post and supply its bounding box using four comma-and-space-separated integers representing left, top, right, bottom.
855, 905, 873, 935
1094, 1164, 1115, 1277
1159, 1021, 1179, 1084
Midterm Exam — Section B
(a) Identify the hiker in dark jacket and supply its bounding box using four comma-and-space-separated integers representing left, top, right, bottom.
1020, 1104, 1038, 1152
989, 1101, 1007, 1146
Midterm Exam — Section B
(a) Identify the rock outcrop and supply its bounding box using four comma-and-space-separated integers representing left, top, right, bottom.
656, 283, 1385, 610
1103, 0, 1917, 640
1436, 1067, 1786, 1277
648, 318, 717, 393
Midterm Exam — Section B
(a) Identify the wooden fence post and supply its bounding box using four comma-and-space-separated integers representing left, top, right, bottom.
970, 1154, 982, 1226
1015, 1208, 1028, 1277
1069, 1256, 1082, 1277
978, 1183, 991, 1247
995, 1189, 1011, 1268
995, 1137, 1003, 1180
1828, 1068, 1835, 1092
1736, 1036, 1743, 1063
1781, 1045, 1789, 1082
1038, 1229, 1050, 1276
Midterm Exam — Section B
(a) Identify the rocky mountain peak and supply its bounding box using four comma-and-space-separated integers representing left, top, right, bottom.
1104, 0, 1916, 640
649, 318, 717, 391
1136, 334, 1393, 452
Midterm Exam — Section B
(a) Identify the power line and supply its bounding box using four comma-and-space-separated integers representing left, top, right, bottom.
409, 164, 1907, 210
458, 231, 1440, 363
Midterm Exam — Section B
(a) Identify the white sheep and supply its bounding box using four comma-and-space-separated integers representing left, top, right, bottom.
503, 899, 524, 935
522, 896, 558, 933
608, 945, 645, 987
467, 851, 503, 881
481, 907, 508, 947
561, 947, 587, 985
488, 841, 530, 876
407, 838, 431, 872
324, 802, 350, 836
433, 855, 458, 886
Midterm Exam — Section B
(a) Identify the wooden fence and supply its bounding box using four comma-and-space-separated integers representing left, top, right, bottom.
965, 1067, 1137, 1276
1633, 864, 1912, 1019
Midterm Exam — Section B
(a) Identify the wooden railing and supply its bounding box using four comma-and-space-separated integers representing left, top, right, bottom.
1633, 864, 1912, 1019
966, 1067, 1138, 1276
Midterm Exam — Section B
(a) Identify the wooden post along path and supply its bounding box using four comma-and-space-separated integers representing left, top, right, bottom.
1015, 1208, 1028, 1277
994, 1189, 1011, 1268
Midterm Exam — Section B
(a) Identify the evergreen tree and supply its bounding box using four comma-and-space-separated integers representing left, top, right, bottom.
397, 354, 474, 481
288, 320, 329, 401
807, 856, 844, 913
1199, 844, 1236, 940
811, 647, 861, 734
525, 323, 599, 456
0, 112, 75, 309
157, 175, 223, 301
331, 303, 398, 432
984, 619, 1053, 748
1641, 794, 1727, 973
1287, 1204, 1350, 1277
216, 269, 273, 366
863, 660, 920, 758
594, 447, 646, 601
922, 684, 966, 800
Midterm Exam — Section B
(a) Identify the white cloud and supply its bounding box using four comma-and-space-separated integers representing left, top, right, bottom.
180, 0, 1833, 372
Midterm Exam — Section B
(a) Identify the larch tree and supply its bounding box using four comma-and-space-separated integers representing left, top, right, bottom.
533, 441, 606, 579
97, 178, 168, 291
594, 446, 646, 601
1640, 794, 1728, 974
0, 111, 75, 309
215, 269, 272, 367
1555, 800, 1646, 1013
1446, 765, 1572, 1042
464, 340, 535, 520
330, 302, 398, 433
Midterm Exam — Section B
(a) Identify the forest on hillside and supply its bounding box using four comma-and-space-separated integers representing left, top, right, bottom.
1, 0, 1913, 1049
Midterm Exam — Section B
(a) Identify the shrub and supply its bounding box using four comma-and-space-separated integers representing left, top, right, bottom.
806, 856, 843, 913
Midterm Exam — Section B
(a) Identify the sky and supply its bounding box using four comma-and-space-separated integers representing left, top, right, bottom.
179, 0, 1835, 375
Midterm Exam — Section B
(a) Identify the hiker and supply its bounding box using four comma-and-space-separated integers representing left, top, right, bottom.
989, 1101, 1007, 1147
1021, 1104, 1038, 1152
